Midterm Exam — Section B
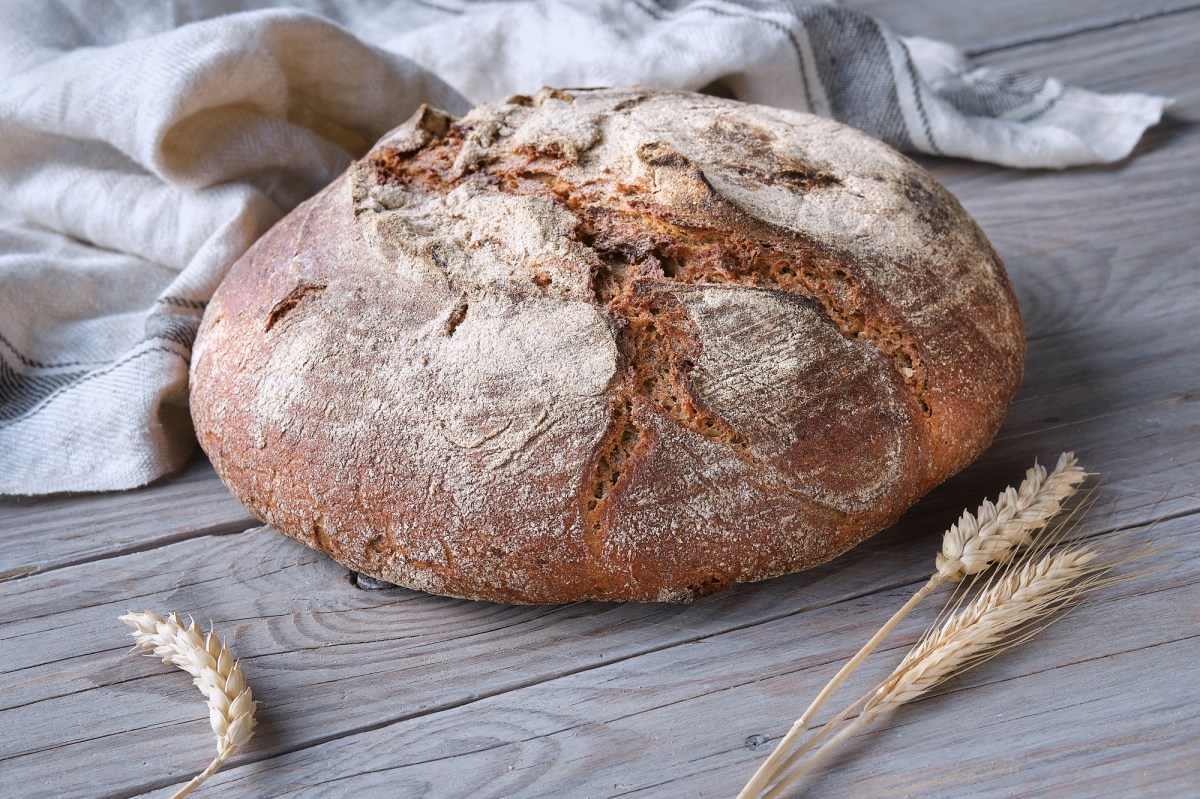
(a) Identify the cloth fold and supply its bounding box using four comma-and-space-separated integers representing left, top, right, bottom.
0, 0, 1170, 494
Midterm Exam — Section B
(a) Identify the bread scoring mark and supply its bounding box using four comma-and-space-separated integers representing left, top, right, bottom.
900, 174, 954, 236
538, 87, 576, 104
354, 96, 928, 582
572, 221, 869, 543
576, 224, 755, 456
611, 93, 650, 113
369, 124, 465, 191
707, 117, 777, 159
671, 284, 911, 513
628, 142, 929, 415
571, 141, 928, 418
703, 118, 842, 191
576, 274, 768, 561
445, 300, 469, 337
732, 165, 842, 191
631, 219, 931, 416
264, 282, 327, 332
583, 395, 641, 558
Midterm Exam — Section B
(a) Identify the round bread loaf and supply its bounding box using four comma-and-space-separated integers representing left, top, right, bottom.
190, 87, 1024, 604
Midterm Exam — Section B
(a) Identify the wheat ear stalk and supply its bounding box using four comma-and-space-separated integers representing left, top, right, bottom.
738, 453, 1086, 799
120, 611, 258, 799
763, 543, 1115, 799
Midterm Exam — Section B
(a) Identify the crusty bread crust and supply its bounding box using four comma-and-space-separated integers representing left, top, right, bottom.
190, 88, 1024, 603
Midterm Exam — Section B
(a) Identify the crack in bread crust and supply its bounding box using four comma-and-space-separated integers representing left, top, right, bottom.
366, 110, 941, 590
369, 122, 931, 410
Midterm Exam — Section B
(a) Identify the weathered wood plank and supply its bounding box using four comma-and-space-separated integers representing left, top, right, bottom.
0, 551, 869, 795
2, 4, 1198, 799
844, 0, 1200, 54
0, 519, 946, 763
0, 454, 255, 581
118, 514, 1200, 799
970, 0, 1200, 85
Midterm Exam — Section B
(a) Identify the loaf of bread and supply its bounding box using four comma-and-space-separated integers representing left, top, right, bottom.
190, 87, 1024, 603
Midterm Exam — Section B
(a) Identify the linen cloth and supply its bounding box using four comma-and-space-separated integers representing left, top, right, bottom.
0, 0, 1170, 494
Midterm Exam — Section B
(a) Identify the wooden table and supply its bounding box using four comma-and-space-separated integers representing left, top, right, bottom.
3, 3, 1198, 796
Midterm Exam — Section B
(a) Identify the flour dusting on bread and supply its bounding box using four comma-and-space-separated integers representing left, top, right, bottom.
190, 87, 1024, 603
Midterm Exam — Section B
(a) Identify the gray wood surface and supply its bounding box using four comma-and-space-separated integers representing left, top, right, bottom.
3, 4, 1198, 798
847, 0, 1200, 54
0, 454, 255, 580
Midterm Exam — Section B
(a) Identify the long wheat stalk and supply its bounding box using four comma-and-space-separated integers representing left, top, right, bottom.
738, 453, 1086, 799
762, 541, 1125, 799
120, 611, 258, 799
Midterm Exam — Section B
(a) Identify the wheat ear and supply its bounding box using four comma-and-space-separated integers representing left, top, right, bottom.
936, 453, 1087, 582
120, 611, 258, 799
737, 453, 1086, 799
763, 543, 1117, 799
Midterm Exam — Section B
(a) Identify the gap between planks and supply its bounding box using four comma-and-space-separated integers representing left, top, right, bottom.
0, 517, 255, 585
842, 0, 1200, 57
964, 3, 1200, 55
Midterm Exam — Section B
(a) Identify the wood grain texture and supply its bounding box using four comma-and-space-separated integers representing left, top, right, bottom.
845, 0, 1200, 54
2, 3, 1199, 798
119, 515, 1199, 799
4, 503, 1193, 799
0, 519, 965, 795
0, 454, 256, 581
